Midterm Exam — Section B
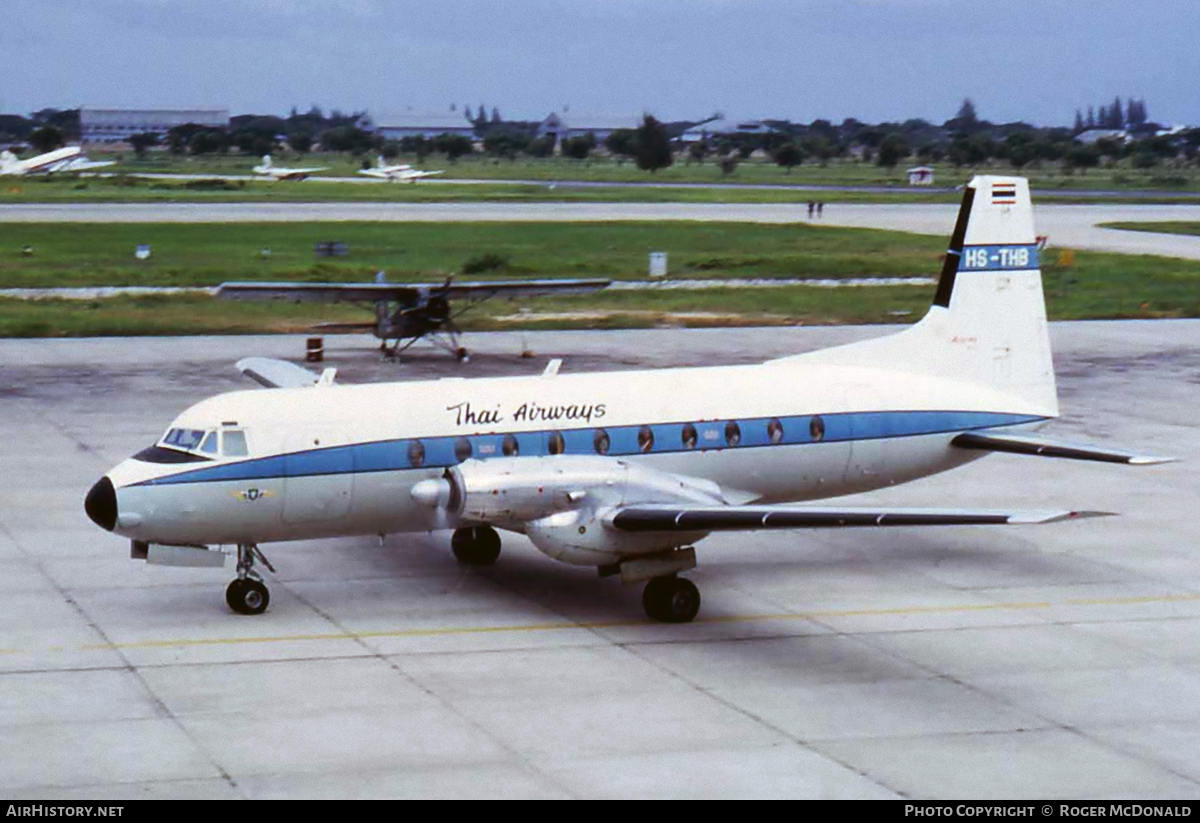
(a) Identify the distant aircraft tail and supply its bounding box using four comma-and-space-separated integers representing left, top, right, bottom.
260, 155, 273, 169
782, 175, 1057, 416
0, 150, 18, 173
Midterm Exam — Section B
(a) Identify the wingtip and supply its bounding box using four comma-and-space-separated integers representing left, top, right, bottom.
1128, 455, 1179, 466
1010, 509, 1119, 524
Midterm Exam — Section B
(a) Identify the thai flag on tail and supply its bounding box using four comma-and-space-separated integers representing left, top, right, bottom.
992, 182, 1017, 204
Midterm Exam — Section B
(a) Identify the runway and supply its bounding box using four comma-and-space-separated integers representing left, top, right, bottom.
2, 322, 1198, 798
4, 201, 1200, 259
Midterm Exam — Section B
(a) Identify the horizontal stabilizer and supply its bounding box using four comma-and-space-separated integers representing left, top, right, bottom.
235, 357, 321, 389
951, 432, 1175, 465
608, 505, 1114, 533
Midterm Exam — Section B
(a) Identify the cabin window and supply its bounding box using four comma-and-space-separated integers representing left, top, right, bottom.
637, 426, 655, 453
408, 439, 425, 468
199, 431, 219, 455
681, 423, 698, 450
809, 415, 825, 442
454, 437, 473, 463
502, 434, 519, 456
725, 421, 741, 447
593, 428, 610, 455
548, 431, 565, 455
768, 418, 784, 444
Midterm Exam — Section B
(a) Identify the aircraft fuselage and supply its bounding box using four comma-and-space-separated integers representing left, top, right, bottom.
98, 358, 1047, 551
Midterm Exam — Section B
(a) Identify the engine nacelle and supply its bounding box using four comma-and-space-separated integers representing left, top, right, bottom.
525, 507, 695, 566
410, 455, 726, 565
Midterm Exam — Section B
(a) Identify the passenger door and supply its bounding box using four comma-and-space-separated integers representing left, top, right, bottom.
282, 431, 353, 524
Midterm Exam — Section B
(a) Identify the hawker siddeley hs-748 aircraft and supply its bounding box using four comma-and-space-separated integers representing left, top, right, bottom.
86, 176, 1174, 622
216, 274, 612, 360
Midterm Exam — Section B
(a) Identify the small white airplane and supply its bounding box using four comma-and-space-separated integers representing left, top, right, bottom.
85, 176, 1174, 622
357, 155, 444, 182
252, 155, 327, 181
0, 146, 114, 176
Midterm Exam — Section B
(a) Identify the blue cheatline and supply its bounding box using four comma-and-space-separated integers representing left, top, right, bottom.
136, 410, 1047, 487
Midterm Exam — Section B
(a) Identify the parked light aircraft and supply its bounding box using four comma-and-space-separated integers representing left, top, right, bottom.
216, 274, 612, 360
357, 155, 444, 182
85, 176, 1173, 622
252, 155, 327, 181
0, 146, 113, 176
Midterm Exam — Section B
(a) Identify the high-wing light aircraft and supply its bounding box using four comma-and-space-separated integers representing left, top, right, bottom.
216, 274, 612, 360
86, 177, 1173, 622
357, 155, 444, 182
251, 155, 327, 181
0, 146, 113, 176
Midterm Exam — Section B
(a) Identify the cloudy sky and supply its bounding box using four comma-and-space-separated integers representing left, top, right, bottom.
3, 0, 1196, 127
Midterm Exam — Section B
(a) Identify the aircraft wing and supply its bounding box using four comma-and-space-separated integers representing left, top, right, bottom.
442, 278, 611, 299
217, 278, 611, 303
607, 505, 1113, 533
217, 282, 422, 303
951, 432, 1175, 465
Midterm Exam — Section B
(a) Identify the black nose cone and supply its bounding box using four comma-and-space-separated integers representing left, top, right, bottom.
85, 476, 117, 532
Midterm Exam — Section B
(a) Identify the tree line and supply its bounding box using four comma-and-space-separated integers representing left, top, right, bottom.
3, 98, 1195, 174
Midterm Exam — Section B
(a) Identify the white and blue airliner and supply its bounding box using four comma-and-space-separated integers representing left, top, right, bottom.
85, 176, 1172, 622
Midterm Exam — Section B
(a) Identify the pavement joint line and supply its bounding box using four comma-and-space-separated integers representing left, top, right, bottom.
50, 591, 1200, 654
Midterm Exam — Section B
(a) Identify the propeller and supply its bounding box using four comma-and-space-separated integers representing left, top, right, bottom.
411, 469, 461, 532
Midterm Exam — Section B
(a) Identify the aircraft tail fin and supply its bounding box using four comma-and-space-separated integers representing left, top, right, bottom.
0, 150, 18, 173
781, 176, 1057, 416
260, 155, 273, 168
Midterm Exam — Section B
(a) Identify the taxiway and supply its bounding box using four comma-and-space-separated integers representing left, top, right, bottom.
1, 322, 1197, 798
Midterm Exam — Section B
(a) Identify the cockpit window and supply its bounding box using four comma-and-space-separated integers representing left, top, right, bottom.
159, 426, 250, 459
222, 430, 249, 457
163, 428, 205, 450
199, 432, 219, 454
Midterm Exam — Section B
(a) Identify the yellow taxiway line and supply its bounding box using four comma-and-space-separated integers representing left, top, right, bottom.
52, 591, 1200, 655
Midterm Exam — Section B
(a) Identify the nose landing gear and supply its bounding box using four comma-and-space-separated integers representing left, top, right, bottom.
226, 543, 274, 615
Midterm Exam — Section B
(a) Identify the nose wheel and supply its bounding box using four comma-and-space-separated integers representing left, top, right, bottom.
451, 525, 502, 566
226, 578, 269, 615
226, 543, 274, 615
642, 576, 701, 623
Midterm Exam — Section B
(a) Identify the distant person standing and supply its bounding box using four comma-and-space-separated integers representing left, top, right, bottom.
806, 201, 815, 219
817, 201, 824, 218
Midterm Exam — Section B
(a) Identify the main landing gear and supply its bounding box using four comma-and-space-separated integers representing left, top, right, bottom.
226, 543, 274, 615
642, 576, 701, 624
451, 525, 502, 566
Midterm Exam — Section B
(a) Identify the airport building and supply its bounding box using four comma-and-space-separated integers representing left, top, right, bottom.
537, 112, 643, 143
373, 112, 477, 140
81, 108, 230, 143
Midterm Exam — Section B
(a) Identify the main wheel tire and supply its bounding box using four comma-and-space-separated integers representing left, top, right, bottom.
643, 576, 701, 624
226, 578, 270, 615
451, 525, 502, 566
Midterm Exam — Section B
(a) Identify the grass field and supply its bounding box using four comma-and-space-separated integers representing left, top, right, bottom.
0, 175, 960, 205
0, 221, 951, 288
1, 220, 1198, 337
3, 154, 1200, 205
1100, 221, 1200, 236
80, 151, 1200, 191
